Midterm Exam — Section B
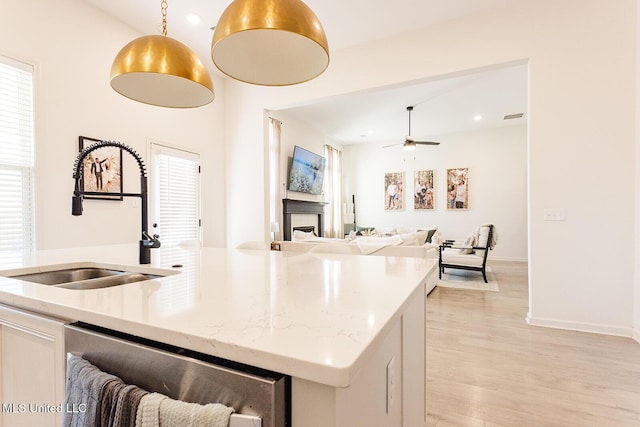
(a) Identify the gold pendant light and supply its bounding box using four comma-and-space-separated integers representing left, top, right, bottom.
211, 0, 329, 86
111, 0, 214, 108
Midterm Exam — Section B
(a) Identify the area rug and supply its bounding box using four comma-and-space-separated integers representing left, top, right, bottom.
437, 267, 499, 292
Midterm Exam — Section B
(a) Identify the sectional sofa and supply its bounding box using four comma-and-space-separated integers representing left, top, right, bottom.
279, 227, 440, 293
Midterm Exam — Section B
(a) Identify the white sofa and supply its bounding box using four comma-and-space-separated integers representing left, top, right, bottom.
280, 228, 439, 293
280, 239, 437, 257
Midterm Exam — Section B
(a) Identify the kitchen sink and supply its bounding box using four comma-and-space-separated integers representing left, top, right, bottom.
52, 272, 162, 290
11, 267, 129, 285
4, 264, 176, 290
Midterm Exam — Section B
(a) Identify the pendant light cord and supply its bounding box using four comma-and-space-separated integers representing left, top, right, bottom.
161, 0, 168, 36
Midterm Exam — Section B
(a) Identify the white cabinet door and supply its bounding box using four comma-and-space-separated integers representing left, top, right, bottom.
0, 304, 67, 427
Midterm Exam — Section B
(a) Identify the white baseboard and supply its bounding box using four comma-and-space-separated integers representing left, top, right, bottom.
526, 314, 633, 338
488, 256, 528, 262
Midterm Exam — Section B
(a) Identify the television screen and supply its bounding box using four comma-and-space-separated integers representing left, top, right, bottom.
287, 146, 326, 195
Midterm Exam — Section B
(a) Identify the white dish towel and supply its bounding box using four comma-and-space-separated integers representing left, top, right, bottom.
136, 392, 234, 427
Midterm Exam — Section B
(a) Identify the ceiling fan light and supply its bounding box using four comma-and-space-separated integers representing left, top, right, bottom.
403, 141, 417, 151
211, 0, 330, 86
111, 35, 214, 108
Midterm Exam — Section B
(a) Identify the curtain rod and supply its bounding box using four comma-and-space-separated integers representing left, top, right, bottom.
268, 117, 283, 125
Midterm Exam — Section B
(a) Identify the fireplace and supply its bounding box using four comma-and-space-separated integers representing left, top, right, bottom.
282, 199, 327, 241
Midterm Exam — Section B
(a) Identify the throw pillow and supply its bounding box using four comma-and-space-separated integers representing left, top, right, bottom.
399, 232, 420, 246
459, 233, 476, 254
425, 228, 437, 243
356, 226, 375, 236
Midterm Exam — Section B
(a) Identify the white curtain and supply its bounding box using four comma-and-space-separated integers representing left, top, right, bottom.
323, 145, 342, 238
268, 118, 283, 241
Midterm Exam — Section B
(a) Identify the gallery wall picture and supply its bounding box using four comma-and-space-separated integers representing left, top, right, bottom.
79, 136, 123, 200
414, 170, 435, 210
384, 172, 404, 211
446, 167, 469, 210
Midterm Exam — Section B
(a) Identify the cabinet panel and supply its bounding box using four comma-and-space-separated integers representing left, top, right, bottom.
0, 305, 67, 427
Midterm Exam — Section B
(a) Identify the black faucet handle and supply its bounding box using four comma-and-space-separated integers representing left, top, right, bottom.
142, 231, 156, 241
142, 231, 161, 248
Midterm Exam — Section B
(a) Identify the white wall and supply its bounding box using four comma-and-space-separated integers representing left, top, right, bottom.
224, 0, 637, 337
270, 110, 338, 202
1, 0, 227, 249
344, 126, 527, 261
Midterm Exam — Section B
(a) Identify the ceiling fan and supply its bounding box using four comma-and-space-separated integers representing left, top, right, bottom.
383, 106, 440, 151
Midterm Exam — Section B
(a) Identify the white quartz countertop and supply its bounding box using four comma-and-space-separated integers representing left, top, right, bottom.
0, 244, 434, 387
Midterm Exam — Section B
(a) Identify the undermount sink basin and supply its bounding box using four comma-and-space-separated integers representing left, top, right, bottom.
11, 267, 129, 285
4, 264, 176, 290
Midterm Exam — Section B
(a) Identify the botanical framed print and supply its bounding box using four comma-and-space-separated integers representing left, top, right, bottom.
385, 172, 404, 211
79, 136, 123, 200
414, 170, 435, 210
447, 167, 469, 210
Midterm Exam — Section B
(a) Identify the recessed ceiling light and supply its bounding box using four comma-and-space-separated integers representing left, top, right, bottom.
368, 130, 374, 134
187, 13, 201, 25
473, 115, 483, 121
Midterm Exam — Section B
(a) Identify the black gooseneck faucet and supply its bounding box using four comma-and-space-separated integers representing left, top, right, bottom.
71, 140, 160, 264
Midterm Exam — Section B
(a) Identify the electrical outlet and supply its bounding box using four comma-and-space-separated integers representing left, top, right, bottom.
543, 208, 565, 221
386, 357, 396, 413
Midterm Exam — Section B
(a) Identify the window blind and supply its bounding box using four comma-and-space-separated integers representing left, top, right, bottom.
0, 56, 34, 256
151, 144, 200, 247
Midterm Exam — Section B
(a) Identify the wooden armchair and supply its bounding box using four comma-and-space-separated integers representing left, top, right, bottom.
438, 224, 495, 283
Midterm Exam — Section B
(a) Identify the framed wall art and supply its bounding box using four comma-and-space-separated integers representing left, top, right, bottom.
414, 170, 435, 210
384, 172, 404, 211
79, 135, 123, 200
446, 167, 469, 210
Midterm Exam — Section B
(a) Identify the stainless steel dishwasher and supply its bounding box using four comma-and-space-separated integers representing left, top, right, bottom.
64, 323, 290, 427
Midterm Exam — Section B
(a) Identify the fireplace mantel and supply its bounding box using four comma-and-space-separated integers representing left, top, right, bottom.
282, 199, 327, 241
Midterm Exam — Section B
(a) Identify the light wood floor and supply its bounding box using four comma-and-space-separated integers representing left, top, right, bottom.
425, 261, 640, 427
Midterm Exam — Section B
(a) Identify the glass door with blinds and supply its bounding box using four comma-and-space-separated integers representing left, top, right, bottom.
149, 143, 201, 248
0, 55, 35, 259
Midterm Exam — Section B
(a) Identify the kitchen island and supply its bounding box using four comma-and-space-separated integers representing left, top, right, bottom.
0, 244, 434, 426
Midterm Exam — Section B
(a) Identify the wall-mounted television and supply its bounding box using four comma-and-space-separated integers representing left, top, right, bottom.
287, 145, 326, 195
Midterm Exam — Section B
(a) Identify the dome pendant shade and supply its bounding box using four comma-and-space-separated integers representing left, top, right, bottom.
211, 0, 329, 86
111, 35, 214, 108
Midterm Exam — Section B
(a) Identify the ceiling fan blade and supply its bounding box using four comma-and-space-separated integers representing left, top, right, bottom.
382, 143, 403, 148
414, 141, 440, 146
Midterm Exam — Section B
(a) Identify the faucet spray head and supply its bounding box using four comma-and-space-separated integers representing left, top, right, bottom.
72, 195, 83, 216
72, 176, 83, 216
